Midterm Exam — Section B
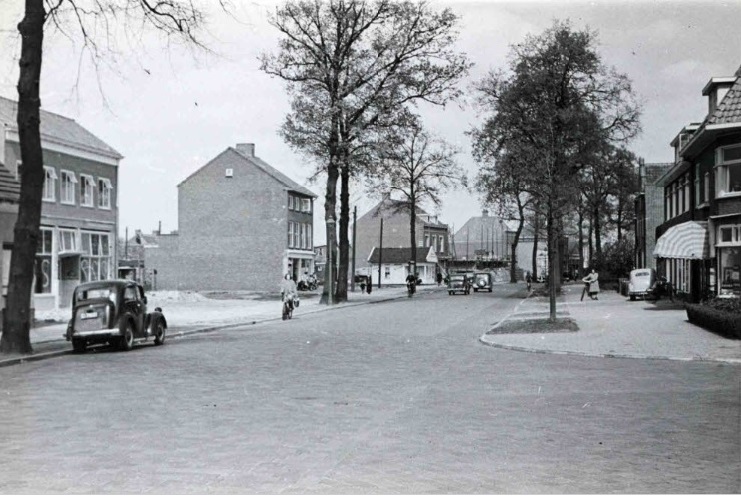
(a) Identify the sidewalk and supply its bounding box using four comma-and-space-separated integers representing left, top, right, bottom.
481, 284, 741, 364
0, 285, 418, 367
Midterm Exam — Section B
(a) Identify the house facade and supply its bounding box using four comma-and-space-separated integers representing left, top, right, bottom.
0, 96, 122, 311
654, 66, 741, 301
367, 246, 439, 285
145, 143, 316, 291
353, 196, 450, 276
634, 161, 672, 270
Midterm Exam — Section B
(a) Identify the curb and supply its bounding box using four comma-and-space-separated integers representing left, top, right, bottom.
478, 335, 741, 364
0, 290, 417, 368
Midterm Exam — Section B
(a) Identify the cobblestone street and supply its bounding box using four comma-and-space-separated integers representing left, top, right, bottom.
1, 286, 739, 493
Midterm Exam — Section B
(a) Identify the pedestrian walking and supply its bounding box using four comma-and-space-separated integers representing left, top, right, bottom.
436, 272, 443, 286
525, 271, 532, 292
581, 269, 600, 300
367, 275, 372, 294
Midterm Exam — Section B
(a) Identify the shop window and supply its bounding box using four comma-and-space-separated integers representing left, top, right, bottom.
719, 247, 741, 296
35, 228, 53, 293
80, 231, 111, 283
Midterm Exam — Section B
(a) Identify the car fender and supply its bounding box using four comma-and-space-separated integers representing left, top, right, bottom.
146, 311, 167, 332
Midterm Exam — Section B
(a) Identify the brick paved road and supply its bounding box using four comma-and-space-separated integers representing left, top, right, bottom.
0, 286, 739, 493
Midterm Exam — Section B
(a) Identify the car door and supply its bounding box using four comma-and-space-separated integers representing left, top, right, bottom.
123, 283, 146, 334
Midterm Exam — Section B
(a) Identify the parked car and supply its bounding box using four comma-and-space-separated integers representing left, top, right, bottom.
447, 274, 471, 295
65, 279, 168, 352
473, 272, 492, 292
628, 268, 656, 301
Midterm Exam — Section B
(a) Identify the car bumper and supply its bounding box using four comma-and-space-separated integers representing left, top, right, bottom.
68, 328, 121, 340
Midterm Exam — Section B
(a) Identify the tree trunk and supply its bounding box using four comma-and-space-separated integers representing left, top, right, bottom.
336, 160, 350, 303
409, 184, 417, 276
510, 220, 523, 283
577, 209, 584, 279
547, 199, 557, 322
0, 0, 46, 355
531, 216, 539, 282
593, 204, 602, 257
320, 122, 340, 305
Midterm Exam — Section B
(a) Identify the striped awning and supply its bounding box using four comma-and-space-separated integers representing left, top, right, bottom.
653, 221, 710, 260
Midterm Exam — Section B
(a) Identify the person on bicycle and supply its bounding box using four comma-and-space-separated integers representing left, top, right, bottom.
280, 273, 298, 310
405, 272, 417, 295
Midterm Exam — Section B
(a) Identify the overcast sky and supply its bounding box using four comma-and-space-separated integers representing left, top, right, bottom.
1, 0, 740, 243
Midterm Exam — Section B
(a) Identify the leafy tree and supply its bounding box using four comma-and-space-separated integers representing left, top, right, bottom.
1, 0, 217, 354
368, 117, 466, 271
592, 238, 635, 279
260, 0, 471, 303
469, 20, 640, 321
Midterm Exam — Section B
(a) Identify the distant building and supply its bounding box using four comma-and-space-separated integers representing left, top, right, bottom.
367, 246, 438, 285
634, 161, 672, 270
0, 96, 122, 310
452, 210, 509, 262
146, 143, 317, 291
353, 196, 450, 275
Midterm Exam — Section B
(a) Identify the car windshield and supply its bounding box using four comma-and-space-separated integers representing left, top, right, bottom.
633, 271, 650, 278
450, 275, 464, 281
76, 287, 115, 301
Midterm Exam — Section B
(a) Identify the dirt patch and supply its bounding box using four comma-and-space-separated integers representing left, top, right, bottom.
488, 317, 579, 334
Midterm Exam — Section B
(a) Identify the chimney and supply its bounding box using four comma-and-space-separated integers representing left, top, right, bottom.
236, 143, 255, 157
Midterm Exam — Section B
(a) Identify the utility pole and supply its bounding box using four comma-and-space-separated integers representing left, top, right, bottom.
378, 217, 383, 289
351, 206, 357, 292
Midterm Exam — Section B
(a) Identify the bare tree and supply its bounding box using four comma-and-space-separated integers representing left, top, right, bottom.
368, 118, 466, 272
260, 0, 471, 303
1, 0, 220, 354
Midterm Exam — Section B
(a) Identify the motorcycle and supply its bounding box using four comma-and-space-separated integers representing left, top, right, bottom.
406, 281, 416, 297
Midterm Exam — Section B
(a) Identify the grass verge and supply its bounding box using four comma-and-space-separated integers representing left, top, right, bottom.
488, 317, 579, 334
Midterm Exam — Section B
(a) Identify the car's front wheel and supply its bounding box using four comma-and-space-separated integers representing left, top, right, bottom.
119, 321, 135, 351
153, 319, 166, 345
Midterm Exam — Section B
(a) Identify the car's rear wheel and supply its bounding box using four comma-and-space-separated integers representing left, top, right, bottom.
630, 295, 636, 301
119, 321, 135, 351
153, 320, 166, 345
72, 338, 86, 353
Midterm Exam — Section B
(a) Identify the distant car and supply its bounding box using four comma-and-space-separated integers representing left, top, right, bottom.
628, 268, 656, 301
447, 274, 471, 295
65, 280, 168, 352
473, 272, 492, 292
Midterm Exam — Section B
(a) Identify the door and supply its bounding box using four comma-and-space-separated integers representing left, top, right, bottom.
123, 283, 146, 334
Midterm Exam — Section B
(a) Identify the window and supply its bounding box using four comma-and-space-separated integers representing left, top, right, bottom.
683, 173, 690, 212
288, 195, 294, 210
59, 229, 77, 252
301, 198, 311, 213
80, 232, 111, 283
43, 166, 57, 201
60, 171, 77, 205
34, 228, 53, 294
704, 172, 710, 203
694, 165, 701, 206
718, 225, 741, 246
287, 221, 294, 248
307, 224, 312, 250
299, 223, 306, 249
80, 174, 94, 207
384, 265, 391, 279
716, 144, 741, 196
293, 222, 299, 248
665, 189, 671, 221
98, 177, 112, 209
424, 234, 430, 247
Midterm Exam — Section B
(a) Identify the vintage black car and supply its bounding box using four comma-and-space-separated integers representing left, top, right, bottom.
65, 280, 168, 352
472, 272, 492, 292
447, 274, 471, 295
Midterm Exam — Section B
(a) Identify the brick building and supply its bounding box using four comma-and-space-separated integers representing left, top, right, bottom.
654, 65, 741, 300
145, 143, 316, 291
0, 96, 121, 310
634, 161, 672, 270
353, 196, 450, 277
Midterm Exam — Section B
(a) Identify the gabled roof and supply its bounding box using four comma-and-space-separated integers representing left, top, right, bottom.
178, 147, 316, 198
0, 96, 122, 159
367, 246, 436, 264
682, 65, 741, 158
0, 164, 20, 203
707, 69, 741, 125
358, 197, 429, 222
454, 212, 509, 240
